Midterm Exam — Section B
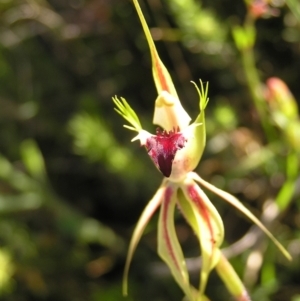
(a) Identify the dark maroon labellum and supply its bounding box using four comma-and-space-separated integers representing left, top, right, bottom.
145, 128, 186, 177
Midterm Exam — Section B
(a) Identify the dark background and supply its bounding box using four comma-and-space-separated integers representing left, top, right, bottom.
0, 0, 299, 300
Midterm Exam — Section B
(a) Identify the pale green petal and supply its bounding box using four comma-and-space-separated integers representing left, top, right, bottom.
123, 179, 167, 295
153, 90, 191, 131
178, 178, 224, 298
191, 172, 292, 261
157, 184, 194, 300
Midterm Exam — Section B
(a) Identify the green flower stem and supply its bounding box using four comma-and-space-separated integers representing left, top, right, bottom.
275, 150, 299, 211
215, 253, 251, 301
234, 18, 276, 141
242, 47, 272, 139
237, 8, 300, 215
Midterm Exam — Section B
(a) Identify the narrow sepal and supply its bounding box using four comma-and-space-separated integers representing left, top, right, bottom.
123, 180, 166, 295
157, 185, 194, 300
191, 172, 292, 261
132, 0, 178, 98
179, 178, 224, 298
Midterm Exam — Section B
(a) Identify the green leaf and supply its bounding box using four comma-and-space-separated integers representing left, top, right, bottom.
20, 139, 46, 180
276, 180, 296, 211
286, 0, 300, 23
232, 25, 255, 51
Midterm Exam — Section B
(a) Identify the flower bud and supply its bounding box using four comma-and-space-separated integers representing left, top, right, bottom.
265, 77, 298, 124
248, 0, 279, 19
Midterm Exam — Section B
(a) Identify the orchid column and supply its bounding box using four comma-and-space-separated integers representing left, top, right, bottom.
112, 1, 291, 300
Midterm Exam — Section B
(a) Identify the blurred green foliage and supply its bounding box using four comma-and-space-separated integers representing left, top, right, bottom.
0, 0, 300, 300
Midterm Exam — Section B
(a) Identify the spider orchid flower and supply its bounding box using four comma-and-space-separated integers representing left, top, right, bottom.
112, 1, 292, 300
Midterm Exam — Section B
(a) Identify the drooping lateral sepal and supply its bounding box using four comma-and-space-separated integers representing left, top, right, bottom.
191, 172, 292, 261
122, 180, 167, 296
157, 184, 194, 301
178, 177, 224, 298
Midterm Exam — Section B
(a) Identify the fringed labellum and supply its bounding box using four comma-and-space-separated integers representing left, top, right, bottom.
145, 127, 186, 177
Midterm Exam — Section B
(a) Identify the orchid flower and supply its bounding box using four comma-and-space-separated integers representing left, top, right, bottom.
112, 1, 292, 300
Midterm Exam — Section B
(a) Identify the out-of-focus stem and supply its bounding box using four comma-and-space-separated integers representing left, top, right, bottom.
238, 18, 276, 141
275, 150, 298, 211
285, 0, 300, 22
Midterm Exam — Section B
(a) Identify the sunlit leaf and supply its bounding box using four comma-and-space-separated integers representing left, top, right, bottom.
20, 139, 46, 180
